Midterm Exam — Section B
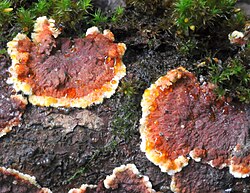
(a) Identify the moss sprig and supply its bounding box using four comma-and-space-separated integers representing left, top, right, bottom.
16, 7, 34, 32
0, 0, 13, 28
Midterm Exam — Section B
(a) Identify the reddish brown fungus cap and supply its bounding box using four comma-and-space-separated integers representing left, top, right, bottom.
68, 164, 157, 193
140, 67, 250, 177
7, 16, 126, 108
0, 166, 51, 193
104, 164, 156, 193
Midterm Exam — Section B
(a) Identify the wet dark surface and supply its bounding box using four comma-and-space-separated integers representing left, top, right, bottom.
0, 4, 249, 193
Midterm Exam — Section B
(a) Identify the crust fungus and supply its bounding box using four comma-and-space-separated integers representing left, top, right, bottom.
68, 164, 157, 193
7, 16, 126, 108
0, 84, 27, 137
0, 55, 27, 138
170, 160, 234, 193
0, 94, 27, 138
0, 166, 51, 193
140, 67, 250, 178
103, 164, 156, 193
68, 184, 97, 193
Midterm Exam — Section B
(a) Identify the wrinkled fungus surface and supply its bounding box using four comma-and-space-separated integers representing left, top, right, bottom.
68, 164, 156, 193
170, 160, 234, 193
103, 164, 156, 193
7, 16, 126, 108
140, 67, 250, 177
0, 57, 27, 138
0, 167, 51, 193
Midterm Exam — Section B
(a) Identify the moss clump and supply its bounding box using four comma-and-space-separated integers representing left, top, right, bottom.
171, 0, 247, 59
0, 0, 93, 33
173, 0, 238, 35
0, 0, 124, 47
210, 58, 250, 103
198, 56, 250, 103
111, 94, 141, 142
111, 98, 140, 142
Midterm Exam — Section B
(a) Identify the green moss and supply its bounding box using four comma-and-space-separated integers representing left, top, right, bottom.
90, 8, 108, 26
0, 0, 13, 28
111, 96, 140, 142
173, 0, 238, 35
0, 48, 7, 55
111, 6, 124, 23
177, 37, 198, 56
16, 7, 35, 32
118, 79, 138, 97
31, 0, 51, 17
207, 57, 250, 103
170, 0, 247, 59
0, 0, 124, 44
110, 78, 144, 142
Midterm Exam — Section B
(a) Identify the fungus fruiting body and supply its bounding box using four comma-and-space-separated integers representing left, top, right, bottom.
140, 67, 250, 178
104, 164, 156, 193
68, 164, 156, 193
0, 94, 27, 138
0, 166, 51, 193
7, 16, 126, 108
68, 184, 97, 193
170, 160, 234, 193
0, 57, 27, 138
228, 30, 245, 45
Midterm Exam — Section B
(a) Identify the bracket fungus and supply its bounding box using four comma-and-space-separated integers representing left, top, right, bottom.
140, 67, 250, 178
0, 166, 51, 193
68, 164, 157, 193
7, 16, 126, 108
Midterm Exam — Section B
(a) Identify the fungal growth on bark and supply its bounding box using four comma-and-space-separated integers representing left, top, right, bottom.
140, 67, 250, 178
0, 94, 27, 138
104, 164, 156, 193
7, 16, 126, 108
68, 164, 157, 193
0, 166, 52, 193
170, 160, 234, 193
0, 58, 27, 138
68, 184, 97, 193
